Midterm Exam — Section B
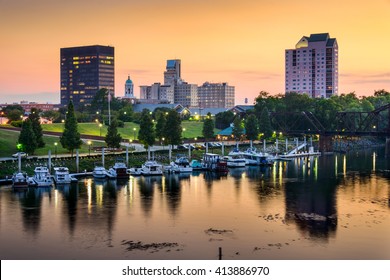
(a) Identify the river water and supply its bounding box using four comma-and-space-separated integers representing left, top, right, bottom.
0, 148, 389, 260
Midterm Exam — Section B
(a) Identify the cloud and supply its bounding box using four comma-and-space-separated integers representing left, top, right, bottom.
340, 72, 390, 84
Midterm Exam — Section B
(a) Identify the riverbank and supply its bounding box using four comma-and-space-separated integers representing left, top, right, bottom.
333, 136, 385, 152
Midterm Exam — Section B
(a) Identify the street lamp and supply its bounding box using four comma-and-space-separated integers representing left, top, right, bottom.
88, 140, 92, 156
54, 142, 58, 158
99, 123, 103, 136
133, 127, 137, 140
183, 128, 186, 139
162, 137, 165, 151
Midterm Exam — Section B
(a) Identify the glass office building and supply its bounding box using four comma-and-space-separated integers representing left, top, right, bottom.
60, 45, 114, 107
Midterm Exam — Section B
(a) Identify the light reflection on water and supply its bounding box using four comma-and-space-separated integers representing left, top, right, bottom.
0, 148, 389, 260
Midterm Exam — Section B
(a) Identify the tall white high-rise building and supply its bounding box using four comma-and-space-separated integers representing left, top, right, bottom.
285, 33, 338, 98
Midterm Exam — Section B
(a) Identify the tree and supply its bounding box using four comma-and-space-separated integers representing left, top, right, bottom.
41, 110, 60, 123
258, 107, 273, 138
284, 92, 314, 113
28, 108, 45, 148
18, 119, 37, 155
7, 109, 24, 122
373, 89, 390, 97
138, 109, 155, 149
164, 110, 182, 146
245, 114, 259, 146
155, 111, 167, 141
118, 104, 133, 122
60, 100, 83, 156
232, 116, 244, 141
105, 119, 122, 149
215, 111, 234, 129
202, 112, 214, 141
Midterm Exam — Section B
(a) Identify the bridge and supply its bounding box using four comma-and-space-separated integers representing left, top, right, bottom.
270, 103, 390, 154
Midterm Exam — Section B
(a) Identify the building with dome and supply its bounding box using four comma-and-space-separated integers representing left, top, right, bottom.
124, 75, 134, 98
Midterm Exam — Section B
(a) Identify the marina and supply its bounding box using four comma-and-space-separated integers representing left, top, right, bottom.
0, 147, 389, 260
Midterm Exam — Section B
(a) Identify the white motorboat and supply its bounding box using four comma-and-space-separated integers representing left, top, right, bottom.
127, 167, 142, 176
107, 158, 129, 179
168, 156, 193, 173
32, 166, 54, 187
140, 160, 163, 176
224, 154, 246, 168
53, 167, 73, 185
240, 148, 274, 166
12, 172, 29, 188
93, 164, 107, 179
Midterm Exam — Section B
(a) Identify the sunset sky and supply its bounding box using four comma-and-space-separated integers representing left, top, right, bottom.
1, 0, 389, 104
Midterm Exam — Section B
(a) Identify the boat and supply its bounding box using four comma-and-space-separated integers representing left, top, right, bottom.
224, 154, 246, 168
140, 160, 163, 176
190, 159, 204, 171
53, 167, 73, 185
92, 163, 107, 179
32, 166, 54, 187
127, 167, 142, 176
107, 158, 129, 179
202, 153, 229, 173
168, 156, 193, 173
12, 152, 29, 188
12, 172, 29, 188
241, 148, 274, 166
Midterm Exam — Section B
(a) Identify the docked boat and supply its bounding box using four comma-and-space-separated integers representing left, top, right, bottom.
224, 154, 246, 168
107, 158, 129, 179
92, 164, 107, 179
127, 167, 142, 176
140, 160, 163, 176
241, 148, 274, 166
12, 172, 29, 188
202, 153, 229, 173
32, 166, 54, 187
168, 156, 193, 173
190, 159, 204, 171
53, 167, 73, 185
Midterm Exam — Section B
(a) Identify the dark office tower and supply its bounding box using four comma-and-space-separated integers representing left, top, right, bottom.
60, 45, 114, 107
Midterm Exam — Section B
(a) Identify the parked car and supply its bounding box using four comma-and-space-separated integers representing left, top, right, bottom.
194, 143, 206, 150
12, 152, 27, 158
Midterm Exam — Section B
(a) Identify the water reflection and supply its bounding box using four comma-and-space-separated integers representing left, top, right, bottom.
1, 147, 389, 259
15, 188, 51, 236
284, 180, 338, 241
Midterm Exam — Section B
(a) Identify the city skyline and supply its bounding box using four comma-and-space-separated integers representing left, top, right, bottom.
1, 0, 389, 104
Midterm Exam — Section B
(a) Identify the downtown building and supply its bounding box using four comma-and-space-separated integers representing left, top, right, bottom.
198, 82, 235, 108
60, 45, 114, 107
285, 33, 338, 98
139, 59, 234, 108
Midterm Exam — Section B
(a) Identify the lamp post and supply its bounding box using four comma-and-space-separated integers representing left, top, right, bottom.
88, 141, 91, 156
99, 123, 103, 136
54, 142, 57, 158
183, 128, 186, 140
162, 137, 165, 151
133, 127, 137, 140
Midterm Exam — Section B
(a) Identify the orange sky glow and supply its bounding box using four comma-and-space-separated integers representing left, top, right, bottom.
0, 0, 389, 104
